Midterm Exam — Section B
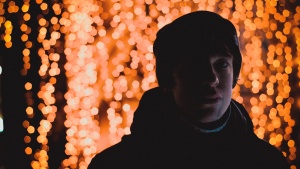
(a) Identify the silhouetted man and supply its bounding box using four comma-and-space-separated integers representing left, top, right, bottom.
88, 11, 289, 169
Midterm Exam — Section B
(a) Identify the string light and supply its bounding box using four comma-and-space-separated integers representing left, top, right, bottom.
17, 0, 39, 168
1, 0, 299, 168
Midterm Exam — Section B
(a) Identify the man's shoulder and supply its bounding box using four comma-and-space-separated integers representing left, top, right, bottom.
246, 136, 289, 168
88, 141, 133, 168
140, 87, 164, 100
250, 136, 283, 156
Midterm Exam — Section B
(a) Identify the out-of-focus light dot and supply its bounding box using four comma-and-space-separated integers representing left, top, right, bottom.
134, 7, 142, 15
27, 126, 35, 134
62, 159, 70, 167
83, 148, 92, 156
115, 116, 122, 124
112, 32, 120, 39
113, 15, 121, 23
125, 90, 133, 98
80, 118, 88, 125
123, 104, 130, 112
288, 120, 295, 127
255, 59, 263, 67
288, 140, 295, 147
282, 10, 290, 17
276, 134, 283, 142
91, 107, 98, 115
132, 80, 139, 88
109, 126, 117, 134
68, 34, 76, 41
23, 13, 30, 21
23, 120, 30, 128
98, 29, 106, 37
31, 161, 40, 169
273, 60, 280, 67
269, 137, 276, 145
116, 65, 124, 72
24, 135, 31, 143
40, 3, 48, 10
113, 3, 121, 10
259, 94, 267, 101
78, 130, 87, 138
285, 66, 292, 74
289, 154, 296, 160
114, 93, 122, 101
125, 1, 133, 7
252, 80, 259, 88
4, 20, 12, 28
25, 82, 32, 90
276, 96, 283, 103
25, 147, 32, 154
26, 106, 34, 115
4, 34, 11, 42
272, 118, 281, 128
20, 24, 28, 32
290, 165, 297, 169
21, 34, 28, 42
267, 124, 274, 131
251, 106, 260, 114
107, 107, 115, 114
284, 86, 291, 93
21, 4, 29, 12
39, 18, 47, 26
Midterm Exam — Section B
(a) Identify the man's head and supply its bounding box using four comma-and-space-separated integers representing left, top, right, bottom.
153, 11, 242, 89
153, 11, 242, 123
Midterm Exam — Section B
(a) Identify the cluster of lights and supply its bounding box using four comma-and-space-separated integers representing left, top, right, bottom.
230, 0, 299, 165
61, 1, 102, 168
1, 0, 299, 168
2, 0, 64, 169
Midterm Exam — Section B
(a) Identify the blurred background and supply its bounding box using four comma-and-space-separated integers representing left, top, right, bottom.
0, 0, 300, 168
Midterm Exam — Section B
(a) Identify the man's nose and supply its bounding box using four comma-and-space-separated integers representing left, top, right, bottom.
199, 67, 219, 87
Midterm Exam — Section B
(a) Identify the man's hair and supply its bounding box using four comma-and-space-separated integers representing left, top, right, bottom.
153, 11, 242, 88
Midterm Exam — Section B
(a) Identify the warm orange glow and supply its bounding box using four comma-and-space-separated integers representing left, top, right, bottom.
1, 0, 299, 168
25, 147, 32, 155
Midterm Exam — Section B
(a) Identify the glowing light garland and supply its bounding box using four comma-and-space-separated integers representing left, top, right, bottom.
1, 0, 299, 168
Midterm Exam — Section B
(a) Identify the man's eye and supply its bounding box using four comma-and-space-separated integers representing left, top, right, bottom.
221, 62, 229, 68
216, 61, 229, 68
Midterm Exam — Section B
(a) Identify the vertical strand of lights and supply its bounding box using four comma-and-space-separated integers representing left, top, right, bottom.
19, 0, 36, 166
33, 1, 51, 168
294, 6, 300, 169
30, 1, 62, 168
3, 1, 16, 48
0, 0, 5, 28
61, 1, 101, 168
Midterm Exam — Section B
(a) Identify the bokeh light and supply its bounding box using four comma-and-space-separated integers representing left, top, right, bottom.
1, 0, 299, 168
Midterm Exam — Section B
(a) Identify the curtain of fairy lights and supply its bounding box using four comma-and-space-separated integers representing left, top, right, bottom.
1, 0, 300, 168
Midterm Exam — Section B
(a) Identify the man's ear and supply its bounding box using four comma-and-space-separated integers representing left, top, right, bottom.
232, 76, 239, 88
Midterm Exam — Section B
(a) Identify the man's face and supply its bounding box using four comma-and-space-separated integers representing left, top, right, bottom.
171, 54, 233, 123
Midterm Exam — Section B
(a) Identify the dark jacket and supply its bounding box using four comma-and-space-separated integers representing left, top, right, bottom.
88, 87, 289, 169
